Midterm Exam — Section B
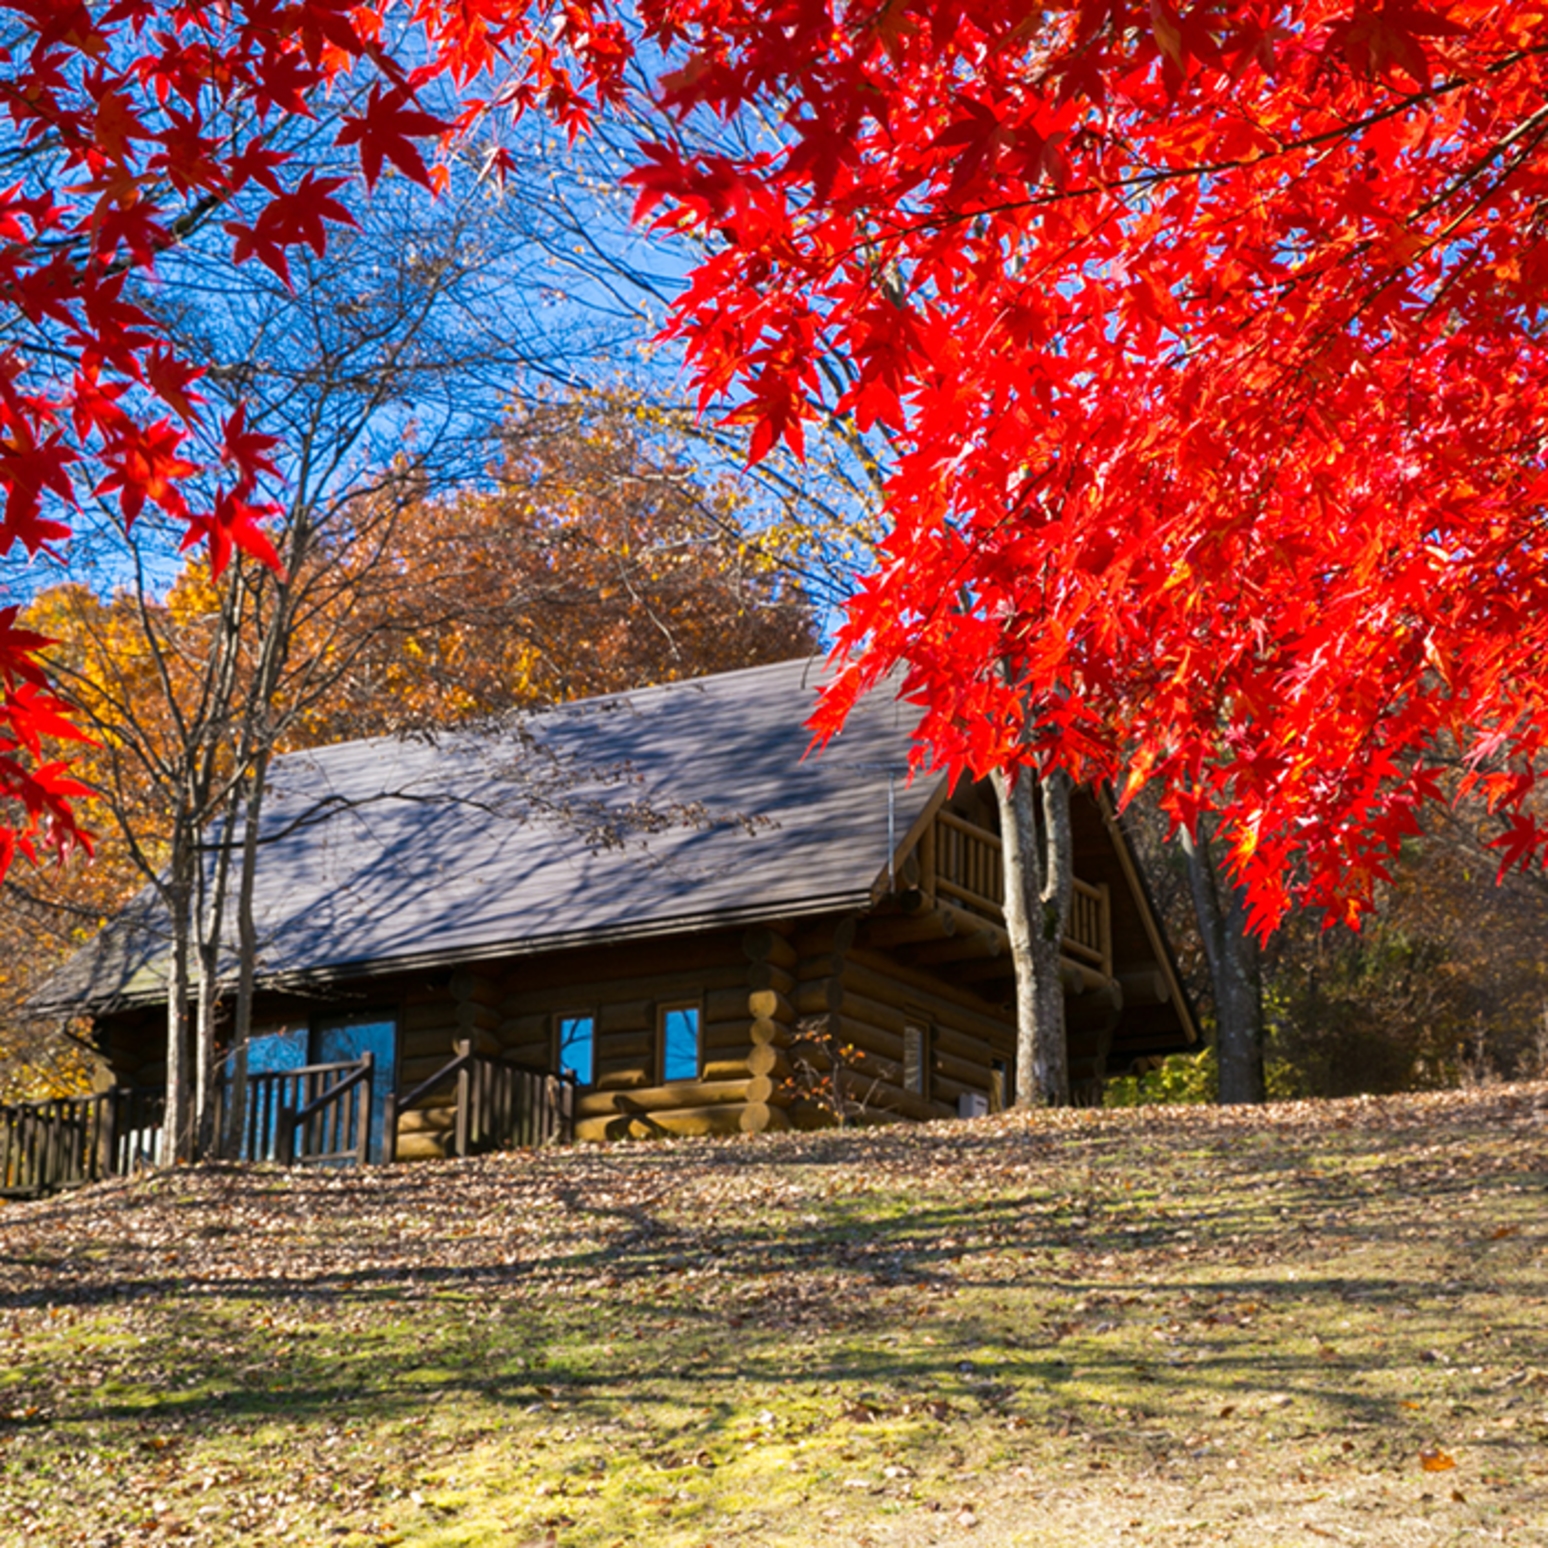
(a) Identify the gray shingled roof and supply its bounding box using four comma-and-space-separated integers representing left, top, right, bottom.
34, 658, 934, 1012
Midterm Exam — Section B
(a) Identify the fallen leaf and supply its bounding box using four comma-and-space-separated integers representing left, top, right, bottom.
1420, 1448, 1457, 1472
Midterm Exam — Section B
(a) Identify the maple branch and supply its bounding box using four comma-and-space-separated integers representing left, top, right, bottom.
743, 46, 1548, 297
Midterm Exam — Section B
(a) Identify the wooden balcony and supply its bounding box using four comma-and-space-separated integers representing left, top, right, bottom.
919, 808, 1112, 980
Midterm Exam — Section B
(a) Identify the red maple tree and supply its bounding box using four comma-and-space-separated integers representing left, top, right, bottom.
6, 1, 1548, 934
626, 1, 1548, 930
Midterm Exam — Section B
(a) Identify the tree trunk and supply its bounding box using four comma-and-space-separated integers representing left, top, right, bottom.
224, 755, 270, 1158
192, 794, 238, 1160
993, 764, 1074, 1106
1182, 815, 1266, 1104
164, 836, 195, 1164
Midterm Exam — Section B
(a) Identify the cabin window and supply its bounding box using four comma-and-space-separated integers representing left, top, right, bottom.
556, 1013, 596, 1086
903, 1020, 930, 1097
659, 1002, 701, 1083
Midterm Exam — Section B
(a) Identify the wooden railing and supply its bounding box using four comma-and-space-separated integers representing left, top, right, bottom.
1064, 878, 1113, 978
0, 1088, 164, 1200
216, 1056, 375, 1166
924, 809, 1112, 977
279, 1054, 374, 1166
385, 1039, 574, 1162
931, 810, 1004, 918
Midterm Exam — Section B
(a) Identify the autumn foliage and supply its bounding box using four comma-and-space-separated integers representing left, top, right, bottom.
620, 1, 1548, 932
289, 399, 814, 743
7, 1, 1548, 934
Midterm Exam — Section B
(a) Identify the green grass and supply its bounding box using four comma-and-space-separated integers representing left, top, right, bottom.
2, 1084, 1546, 1545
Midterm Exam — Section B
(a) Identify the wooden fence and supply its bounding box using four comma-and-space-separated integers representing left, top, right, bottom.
2, 1042, 570, 1199
385, 1039, 574, 1161
0, 1088, 164, 1200
216, 1054, 377, 1167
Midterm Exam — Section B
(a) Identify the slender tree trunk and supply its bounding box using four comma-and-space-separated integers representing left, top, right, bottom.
1182, 815, 1266, 1104
224, 754, 270, 1157
994, 765, 1074, 1106
164, 833, 195, 1163
192, 792, 238, 1159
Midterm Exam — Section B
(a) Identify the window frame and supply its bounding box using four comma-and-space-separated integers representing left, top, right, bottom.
657, 999, 703, 1085
553, 1009, 599, 1088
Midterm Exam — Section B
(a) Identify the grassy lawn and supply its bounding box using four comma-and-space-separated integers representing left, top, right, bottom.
1, 1084, 1546, 1547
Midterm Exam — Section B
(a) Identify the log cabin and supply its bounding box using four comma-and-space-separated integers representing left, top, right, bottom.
31, 657, 1198, 1162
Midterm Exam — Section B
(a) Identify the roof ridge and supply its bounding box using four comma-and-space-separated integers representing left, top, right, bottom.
273, 653, 833, 770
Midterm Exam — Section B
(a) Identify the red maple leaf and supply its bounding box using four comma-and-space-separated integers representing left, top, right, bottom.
335, 83, 450, 188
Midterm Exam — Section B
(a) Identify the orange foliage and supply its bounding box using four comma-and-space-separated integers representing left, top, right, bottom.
283, 396, 814, 744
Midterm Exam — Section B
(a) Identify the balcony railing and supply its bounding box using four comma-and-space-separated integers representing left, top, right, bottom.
920, 809, 1111, 978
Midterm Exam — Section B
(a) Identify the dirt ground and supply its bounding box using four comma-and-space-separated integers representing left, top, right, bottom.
2, 1083, 1546, 1547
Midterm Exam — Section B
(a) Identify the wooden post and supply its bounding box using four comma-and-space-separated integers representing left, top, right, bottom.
454, 1038, 472, 1158
72, 1099, 89, 1184
45, 1104, 62, 1193
304, 1069, 321, 1159
1099, 881, 1113, 981
381, 1089, 398, 1165
276, 1105, 296, 1167
355, 1052, 373, 1165
100, 1090, 119, 1180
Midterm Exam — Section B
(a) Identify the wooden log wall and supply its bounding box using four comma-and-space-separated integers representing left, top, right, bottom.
393, 970, 497, 1161
781, 914, 1020, 1128
488, 928, 800, 1144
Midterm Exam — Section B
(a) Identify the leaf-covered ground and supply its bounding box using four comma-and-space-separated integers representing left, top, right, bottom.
2, 1085, 1546, 1547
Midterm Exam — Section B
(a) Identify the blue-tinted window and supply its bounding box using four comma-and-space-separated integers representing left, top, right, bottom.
314, 1017, 398, 1164
661, 1005, 700, 1083
238, 1027, 307, 1075
557, 1014, 595, 1086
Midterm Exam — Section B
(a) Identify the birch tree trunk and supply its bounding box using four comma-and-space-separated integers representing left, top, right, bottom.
163, 830, 195, 1164
993, 765, 1074, 1106
1182, 816, 1266, 1104
224, 754, 270, 1158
